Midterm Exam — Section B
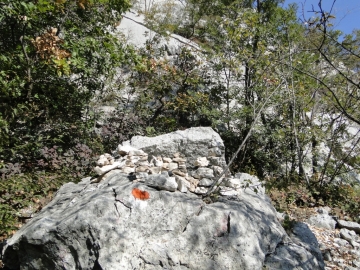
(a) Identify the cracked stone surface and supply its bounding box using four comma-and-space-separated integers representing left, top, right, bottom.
2, 172, 324, 270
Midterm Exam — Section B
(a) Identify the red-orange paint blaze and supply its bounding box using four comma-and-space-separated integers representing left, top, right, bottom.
132, 188, 150, 200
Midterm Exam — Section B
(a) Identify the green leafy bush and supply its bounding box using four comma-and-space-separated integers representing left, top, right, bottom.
0, 0, 131, 239
0, 0, 130, 165
268, 179, 360, 222
0, 172, 68, 239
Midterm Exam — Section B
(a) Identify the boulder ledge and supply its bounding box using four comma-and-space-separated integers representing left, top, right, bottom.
2, 128, 324, 270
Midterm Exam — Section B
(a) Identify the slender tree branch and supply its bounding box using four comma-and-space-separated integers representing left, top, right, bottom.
203, 81, 284, 197
287, 64, 360, 125
19, 24, 33, 99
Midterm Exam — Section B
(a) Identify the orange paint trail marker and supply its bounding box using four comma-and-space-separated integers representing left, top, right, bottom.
132, 188, 150, 200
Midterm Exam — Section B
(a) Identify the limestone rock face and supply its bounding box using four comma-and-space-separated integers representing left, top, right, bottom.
2, 127, 324, 270
2, 173, 323, 270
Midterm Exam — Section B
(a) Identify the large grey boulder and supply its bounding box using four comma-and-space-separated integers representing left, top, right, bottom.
287, 222, 325, 269
120, 127, 225, 169
2, 172, 324, 269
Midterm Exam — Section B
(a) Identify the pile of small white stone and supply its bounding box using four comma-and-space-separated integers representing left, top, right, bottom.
93, 144, 235, 194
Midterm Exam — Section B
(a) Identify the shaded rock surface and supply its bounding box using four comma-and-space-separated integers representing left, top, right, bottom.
294, 207, 360, 269
288, 222, 325, 269
3, 173, 323, 270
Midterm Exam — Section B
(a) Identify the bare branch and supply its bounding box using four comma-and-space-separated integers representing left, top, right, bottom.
290, 64, 360, 125
19, 24, 33, 98
203, 81, 284, 197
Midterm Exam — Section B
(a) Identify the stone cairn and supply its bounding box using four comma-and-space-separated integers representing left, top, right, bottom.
92, 145, 360, 270
92, 144, 255, 196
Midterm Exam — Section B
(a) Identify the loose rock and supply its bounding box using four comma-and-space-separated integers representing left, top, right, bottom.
198, 178, 214, 187
145, 174, 178, 191
194, 157, 209, 167
337, 220, 360, 233
192, 167, 214, 179
94, 161, 124, 176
